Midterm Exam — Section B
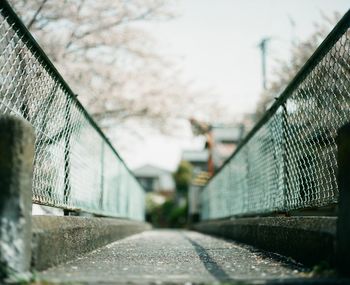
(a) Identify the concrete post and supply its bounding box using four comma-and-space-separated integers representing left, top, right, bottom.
0, 116, 34, 278
336, 123, 350, 276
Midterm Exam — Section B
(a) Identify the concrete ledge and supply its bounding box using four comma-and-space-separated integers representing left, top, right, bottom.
31, 216, 151, 270
194, 216, 336, 266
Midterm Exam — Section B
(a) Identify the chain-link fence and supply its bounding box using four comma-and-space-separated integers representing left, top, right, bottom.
0, 1, 145, 220
201, 10, 350, 220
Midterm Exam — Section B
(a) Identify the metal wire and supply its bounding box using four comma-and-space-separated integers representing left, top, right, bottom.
0, 2, 145, 220
201, 10, 350, 220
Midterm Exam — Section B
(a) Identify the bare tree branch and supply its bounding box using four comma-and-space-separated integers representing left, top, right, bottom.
27, 0, 48, 30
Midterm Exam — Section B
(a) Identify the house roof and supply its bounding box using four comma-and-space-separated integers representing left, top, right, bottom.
212, 126, 242, 142
133, 164, 172, 177
182, 149, 209, 163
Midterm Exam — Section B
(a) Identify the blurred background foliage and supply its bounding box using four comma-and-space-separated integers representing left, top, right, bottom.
145, 161, 193, 228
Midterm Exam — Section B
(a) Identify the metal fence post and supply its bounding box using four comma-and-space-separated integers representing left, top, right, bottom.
99, 141, 105, 210
336, 123, 350, 276
281, 104, 288, 213
63, 99, 72, 215
0, 116, 34, 278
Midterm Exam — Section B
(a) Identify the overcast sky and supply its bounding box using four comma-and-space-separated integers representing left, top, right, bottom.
119, 0, 350, 171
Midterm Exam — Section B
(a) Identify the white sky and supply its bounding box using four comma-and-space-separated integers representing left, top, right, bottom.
117, 0, 350, 171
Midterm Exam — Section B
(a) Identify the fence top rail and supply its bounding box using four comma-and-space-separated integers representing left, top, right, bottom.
0, 0, 141, 185
205, 8, 350, 185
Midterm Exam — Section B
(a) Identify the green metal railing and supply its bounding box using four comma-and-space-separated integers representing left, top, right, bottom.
201, 10, 350, 220
0, 1, 145, 220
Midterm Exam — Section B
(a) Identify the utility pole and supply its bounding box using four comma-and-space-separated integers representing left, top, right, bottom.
288, 14, 297, 46
258, 37, 270, 90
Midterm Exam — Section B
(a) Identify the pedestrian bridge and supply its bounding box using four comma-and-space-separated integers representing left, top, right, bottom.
0, 1, 350, 284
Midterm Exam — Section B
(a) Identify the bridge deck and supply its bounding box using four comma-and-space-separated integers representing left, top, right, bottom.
37, 230, 323, 284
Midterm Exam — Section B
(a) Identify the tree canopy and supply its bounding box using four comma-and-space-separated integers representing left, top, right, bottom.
173, 160, 193, 195
10, 0, 222, 130
255, 12, 342, 119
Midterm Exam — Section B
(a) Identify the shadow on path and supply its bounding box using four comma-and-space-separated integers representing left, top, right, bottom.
182, 233, 232, 282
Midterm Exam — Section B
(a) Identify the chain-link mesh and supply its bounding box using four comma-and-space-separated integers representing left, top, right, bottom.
0, 3, 145, 220
201, 11, 350, 220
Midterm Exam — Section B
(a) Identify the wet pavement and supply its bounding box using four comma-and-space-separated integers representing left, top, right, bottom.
38, 230, 329, 284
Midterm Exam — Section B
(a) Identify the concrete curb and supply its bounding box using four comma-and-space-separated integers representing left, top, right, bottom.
194, 216, 336, 266
31, 216, 151, 270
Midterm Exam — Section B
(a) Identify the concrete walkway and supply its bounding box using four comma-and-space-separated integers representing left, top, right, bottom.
38, 230, 326, 284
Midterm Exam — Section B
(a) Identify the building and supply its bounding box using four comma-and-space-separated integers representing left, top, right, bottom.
211, 125, 243, 169
133, 164, 175, 194
182, 123, 244, 223
182, 124, 244, 174
181, 149, 209, 175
